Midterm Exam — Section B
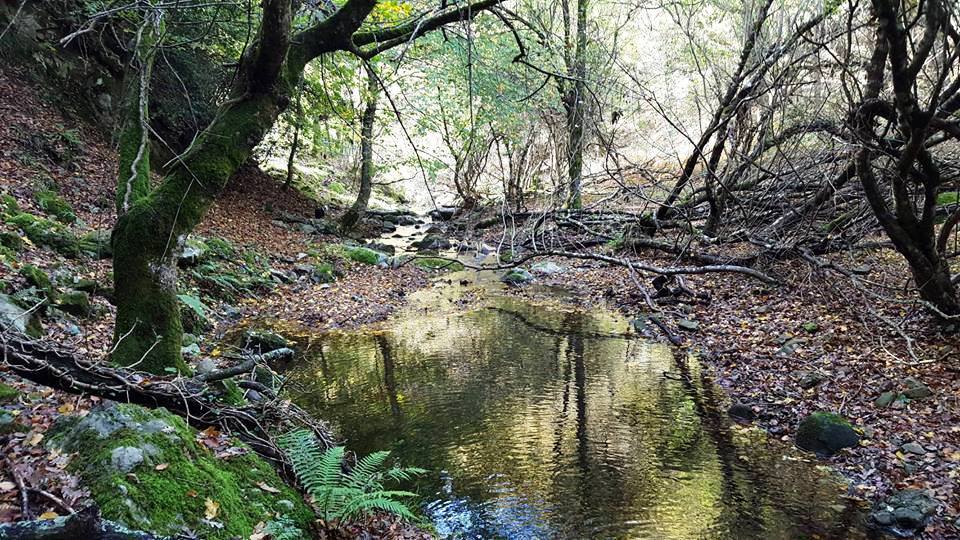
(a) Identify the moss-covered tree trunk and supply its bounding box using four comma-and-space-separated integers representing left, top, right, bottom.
108, 0, 500, 373
341, 66, 378, 231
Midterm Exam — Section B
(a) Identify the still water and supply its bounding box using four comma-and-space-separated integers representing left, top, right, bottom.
287, 278, 868, 539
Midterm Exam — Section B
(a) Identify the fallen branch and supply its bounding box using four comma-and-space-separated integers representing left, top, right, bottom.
0, 505, 171, 539
0, 336, 334, 477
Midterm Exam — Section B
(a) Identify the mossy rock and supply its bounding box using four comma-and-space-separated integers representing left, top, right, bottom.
312, 262, 338, 283
56, 290, 91, 317
35, 190, 77, 224
19, 264, 55, 297
0, 231, 23, 252
498, 249, 514, 263
48, 403, 313, 538
78, 229, 113, 259
0, 382, 19, 403
0, 293, 43, 338
343, 245, 387, 266
414, 257, 464, 272
937, 191, 959, 206
242, 329, 291, 353
501, 268, 534, 284
795, 411, 860, 457
6, 213, 84, 258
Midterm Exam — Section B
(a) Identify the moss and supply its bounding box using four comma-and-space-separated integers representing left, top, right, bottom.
205, 237, 236, 258
19, 264, 55, 298
343, 245, 385, 265
35, 190, 77, 224
937, 191, 959, 206
328, 181, 346, 194
498, 249, 514, 263
313, 263, 337, 283
0, 231, 23, 252
57, 290, 92, 317
0, 195, 20, 217
6, 212, 85, 258
50, 404, 313, 538
0, 382, 19, 403
414, 257, 464, 272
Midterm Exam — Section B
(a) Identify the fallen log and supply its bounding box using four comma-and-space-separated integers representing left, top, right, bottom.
0, 505, 172, 540
0, 336, 334, 476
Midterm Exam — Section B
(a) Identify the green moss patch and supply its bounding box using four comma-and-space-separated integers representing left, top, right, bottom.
49, 404, 313, 538
0, 382, 19, 403
938, 191, 959, 206
414, 257, 464, 272
35, 190, 77, 224
343, 245, 387, 266
6, 212, 89, 258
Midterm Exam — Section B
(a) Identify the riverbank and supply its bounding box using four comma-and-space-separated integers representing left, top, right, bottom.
509, 246, 960, 538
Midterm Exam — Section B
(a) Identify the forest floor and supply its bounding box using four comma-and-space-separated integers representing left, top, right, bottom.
0, 65, 432, 537
483, 237, 960, 538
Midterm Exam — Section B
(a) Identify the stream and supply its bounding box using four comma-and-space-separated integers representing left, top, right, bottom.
285, 222, 870, 539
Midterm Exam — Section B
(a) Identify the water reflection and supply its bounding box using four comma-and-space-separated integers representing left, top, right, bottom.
288, 293, 868, 539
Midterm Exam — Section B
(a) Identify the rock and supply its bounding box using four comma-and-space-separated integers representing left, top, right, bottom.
71, 278, 100, 293
429, 206, 457, 221
343, 245, 388, 265
48, 403, 313, 537
110, 446, 144, 473
364, 242, 396, 255
728, 403, 756, 423
413, 234, 452, 251
902, 377, 933, 399
19, 264, 53, 295
180, 343, 201, 357
242, 329, 290, 353
875, 390, 897, 407
178, 239, 206, 267
501, 268, 534, 284
798, 371, 827, 389
870, 489, 937, 534
777, 337, 807, 356
530, 261, 565, 275
0, 293, 41, 336
56, 290, 91, 317
795, 411, 860, 457
195, 358, 217, 375
677, 319, 700, 332
297, 222, 317, 234
65, 324, 81, 336
901, 442, 925, 455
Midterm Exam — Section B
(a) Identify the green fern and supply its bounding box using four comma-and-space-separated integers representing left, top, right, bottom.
277, 429, 427, 523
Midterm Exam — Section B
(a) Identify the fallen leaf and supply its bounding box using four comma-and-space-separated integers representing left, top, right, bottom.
39, 511, 58, 520
27, 432, 44, 446
0, 481, 16, 491
155, 463, 169, 471
186, 489, 198, 498
204, 497, 220, 520
256, 481, 280, 494
57, 403, 74, 414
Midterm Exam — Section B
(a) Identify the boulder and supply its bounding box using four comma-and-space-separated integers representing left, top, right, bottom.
364, 242, 396, 255
501, 268, 534, 284
343, 245, 388, 265
677, 319, 700, 332
56, 290, 91, 317
795, 411, 860, 457
902, 377, 933, 399
47, 403, 313, 538
0, 293, 42, 337
413, 234, 452, 251
177, 239, 207, 267
242, 329, 290, 353
728, 403, 756, 423
875, 391, 897, 407
530, 261, 565, 275
870, 489, 937, 535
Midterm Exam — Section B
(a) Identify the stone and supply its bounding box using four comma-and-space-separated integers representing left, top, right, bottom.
110, 446, 144, 473
677, 319, 700, 332
777, 337, 807, 356
728, 403, 756, 423
195, 359, 217, 375
901, 442, 925, 455
795, 411, 860, 457
365, 242, 396, 255
530, 261, 565, 275
798, 371, 827, 389
180, 343, 201, 357
875, 390, 897, 407
802, 321, 819, 333
902, 377, 933, 399
870, 489, 937, 533
413, 234, 452, 251
56, 290, 91, 317
178, 240, 206, 267
242, 329, 290, 353
65, 324, 81, 336
0, 293, 42, 337
501, 268, 534, 284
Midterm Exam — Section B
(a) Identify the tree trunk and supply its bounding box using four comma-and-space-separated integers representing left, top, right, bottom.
341, 66, 378, 230
284, 123, 300, 190
565, 0, 587, 209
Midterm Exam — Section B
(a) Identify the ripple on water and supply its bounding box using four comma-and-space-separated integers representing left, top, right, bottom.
289, 293, 869, 539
